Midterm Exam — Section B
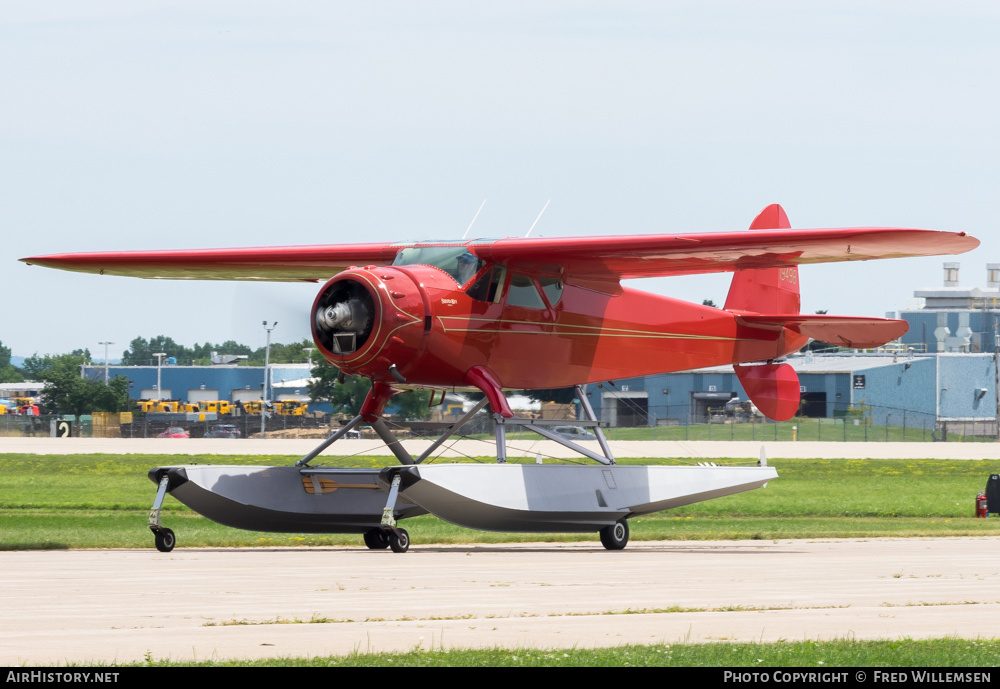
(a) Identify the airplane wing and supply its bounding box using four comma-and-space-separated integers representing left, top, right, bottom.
474, 227, 979, 293
19, 243, 402, 281
20, 227, 977, 289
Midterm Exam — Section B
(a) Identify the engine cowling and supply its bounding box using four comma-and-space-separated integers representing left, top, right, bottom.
311, 267, 427, 382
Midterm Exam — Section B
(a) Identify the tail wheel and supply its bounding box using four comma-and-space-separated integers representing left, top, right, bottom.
154, 528, 176, 553
363, 529, 390, 550
388, 528, 410, 553
599, 519, 629, 550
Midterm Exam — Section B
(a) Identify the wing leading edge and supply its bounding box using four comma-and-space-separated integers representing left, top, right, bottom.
19, 243, 402, 282
20, 227, 977, 285
477, 227, 978, 293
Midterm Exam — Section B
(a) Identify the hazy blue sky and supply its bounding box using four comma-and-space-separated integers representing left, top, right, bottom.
3, 2, 998, 359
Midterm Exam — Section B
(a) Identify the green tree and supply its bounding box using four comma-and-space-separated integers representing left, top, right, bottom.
0, 340, 23, 383
390, 389, 432, 421
122, 335, 255, 366
308, 363, 372, 417
249, 339, 314, 365
22, 352, 130, 415
306, 362, 430, 420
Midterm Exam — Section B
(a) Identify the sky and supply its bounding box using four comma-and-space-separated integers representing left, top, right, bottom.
2, 1, 998, 361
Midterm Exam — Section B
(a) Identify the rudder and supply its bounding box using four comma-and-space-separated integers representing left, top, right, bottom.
724, 204, 800, 314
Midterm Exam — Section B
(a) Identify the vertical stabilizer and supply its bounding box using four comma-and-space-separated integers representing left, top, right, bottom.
724, 204, 800, 314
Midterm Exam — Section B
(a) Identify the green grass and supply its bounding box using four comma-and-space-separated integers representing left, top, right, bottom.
1, 453, 998, 549
110, 638, 1000, 667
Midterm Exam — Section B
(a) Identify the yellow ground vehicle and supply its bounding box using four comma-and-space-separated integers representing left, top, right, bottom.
198, 400, 233, 415
239, 400, 268, 415
137, 399, 191, 413
275, 400, 308, 416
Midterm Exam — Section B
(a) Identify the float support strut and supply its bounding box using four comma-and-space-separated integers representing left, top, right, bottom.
148, 474, 170, 530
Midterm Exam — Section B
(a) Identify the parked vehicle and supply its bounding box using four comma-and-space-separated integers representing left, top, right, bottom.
204, 424, 242, 439
198, 401, 234, 415
239, 400, 272, 415
275, 400, 309, 416
157, 426, 189, 438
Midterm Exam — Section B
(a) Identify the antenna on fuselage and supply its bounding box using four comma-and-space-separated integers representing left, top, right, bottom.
525, 199, 550, 237
462, 199, 487, 239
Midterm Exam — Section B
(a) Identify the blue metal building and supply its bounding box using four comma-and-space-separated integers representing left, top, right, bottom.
584, 352, 997, 435
82, 363, 314, 404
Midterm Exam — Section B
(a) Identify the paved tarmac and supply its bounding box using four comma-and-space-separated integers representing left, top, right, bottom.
2, 538, 998, 666
2, 438, 999, 665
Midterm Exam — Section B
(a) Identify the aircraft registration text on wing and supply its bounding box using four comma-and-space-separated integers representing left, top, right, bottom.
21, 204, 979, 552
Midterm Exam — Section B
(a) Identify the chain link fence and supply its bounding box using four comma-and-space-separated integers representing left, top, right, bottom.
0, 403, 996, 442
593, 399, 996, 442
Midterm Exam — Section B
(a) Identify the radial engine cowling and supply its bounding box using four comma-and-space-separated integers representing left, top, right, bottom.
311, 267, 427, 381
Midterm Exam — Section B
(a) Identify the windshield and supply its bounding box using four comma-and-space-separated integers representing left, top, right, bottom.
393, 246, 485, 285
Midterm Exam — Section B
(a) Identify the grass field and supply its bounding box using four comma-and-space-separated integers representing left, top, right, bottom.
1, 453, 998, 549
124, 638, 999, 667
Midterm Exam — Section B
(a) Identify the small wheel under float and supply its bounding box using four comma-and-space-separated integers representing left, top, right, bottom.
153, 527, 176, 553
599, 519, 629, 550
388, 528, 410, 553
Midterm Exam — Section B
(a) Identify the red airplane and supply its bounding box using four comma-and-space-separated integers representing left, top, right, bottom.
22, 203, 978, 423
21, 204, 979, 552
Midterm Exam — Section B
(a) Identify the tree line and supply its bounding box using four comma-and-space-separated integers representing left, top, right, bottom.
119, 335, 316, 366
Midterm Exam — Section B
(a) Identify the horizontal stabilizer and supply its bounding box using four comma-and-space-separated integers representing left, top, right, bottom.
736, 315, 908, 349
734, 362, 800, 422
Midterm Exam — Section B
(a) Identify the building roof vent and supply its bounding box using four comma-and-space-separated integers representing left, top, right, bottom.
987, 264, 1000, 290
944, 262, 960, 287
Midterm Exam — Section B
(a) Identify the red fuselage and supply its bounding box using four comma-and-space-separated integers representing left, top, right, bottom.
311, 260, 809, 391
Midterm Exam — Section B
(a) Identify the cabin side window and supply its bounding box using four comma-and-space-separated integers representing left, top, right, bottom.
467, 265, 506, 303
537, 276, 564, 307
506, 273, 546, 309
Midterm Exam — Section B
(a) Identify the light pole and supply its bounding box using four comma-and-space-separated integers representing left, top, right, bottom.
153, 352, 166, 400
303, 347, 315, 368
261, 321, 277, 436
99, 341, 114, 384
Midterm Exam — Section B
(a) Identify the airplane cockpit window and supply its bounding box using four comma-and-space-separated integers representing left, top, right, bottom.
506, 274, 546, 309
466, 264, 505, 303
393, 246, 485, 286
537, 276, 564, 307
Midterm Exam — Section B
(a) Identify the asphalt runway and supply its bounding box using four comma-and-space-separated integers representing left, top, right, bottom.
3, 438, 999, 665
3, 538, 999, 665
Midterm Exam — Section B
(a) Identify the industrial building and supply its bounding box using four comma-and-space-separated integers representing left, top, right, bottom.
584, 351, 996, 435
897, 262, 1000, 353
586, 263, 1000, 435
81, 362, 315, 406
